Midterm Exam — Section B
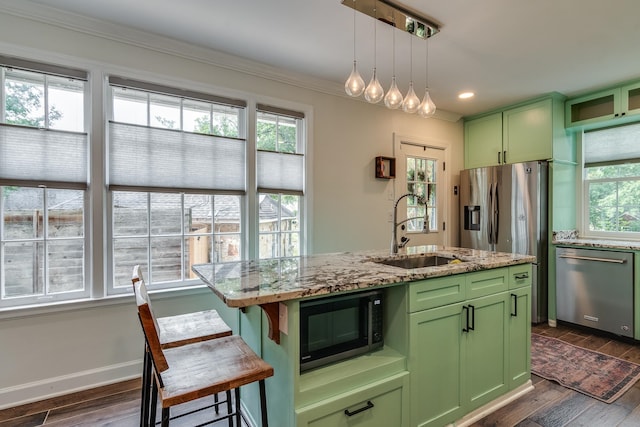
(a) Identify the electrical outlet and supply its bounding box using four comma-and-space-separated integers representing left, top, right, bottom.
388, 190, 395, 201
387, 210, 393, 222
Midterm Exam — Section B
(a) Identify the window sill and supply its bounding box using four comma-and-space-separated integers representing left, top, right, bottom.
0, 284, 212, 320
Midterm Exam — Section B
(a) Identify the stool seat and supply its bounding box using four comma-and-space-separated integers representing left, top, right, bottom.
158, 309, 231, 349
157, 335, 274, 408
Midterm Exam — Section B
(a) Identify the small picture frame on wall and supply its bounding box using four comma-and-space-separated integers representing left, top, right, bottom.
375, 156, 396, 179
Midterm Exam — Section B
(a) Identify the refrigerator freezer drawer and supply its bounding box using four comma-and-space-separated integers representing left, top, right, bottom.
556, 247, 634, 338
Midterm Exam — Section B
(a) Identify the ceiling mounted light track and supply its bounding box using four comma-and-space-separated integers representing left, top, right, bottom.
341, 0, 440, 40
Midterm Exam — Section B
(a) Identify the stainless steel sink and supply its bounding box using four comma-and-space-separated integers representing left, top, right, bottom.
375, 255, 462, 269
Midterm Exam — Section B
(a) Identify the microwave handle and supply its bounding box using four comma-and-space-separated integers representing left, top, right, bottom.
368, 298, 373, 346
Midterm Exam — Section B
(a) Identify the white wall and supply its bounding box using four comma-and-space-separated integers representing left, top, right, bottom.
0, 9, 463, 408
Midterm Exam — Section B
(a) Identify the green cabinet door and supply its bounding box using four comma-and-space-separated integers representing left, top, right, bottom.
409, 303, 465, 427
464, 112, 503, 168
508, 287, 531, 388
463, 292, 509, 411
502, 98, 553, 164
621, 81, 640, 118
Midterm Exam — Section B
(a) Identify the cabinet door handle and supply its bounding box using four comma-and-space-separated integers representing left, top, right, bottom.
468, 304, 475, 330
503, 150, 507, 164
514, 273, 529, 280
497, 151, 501, 164
344, 400, 374, 417
462, 305, 469, 332
511, 294, 518, 317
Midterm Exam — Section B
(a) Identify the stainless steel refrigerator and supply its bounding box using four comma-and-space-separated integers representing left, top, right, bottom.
460, 161, 548, 323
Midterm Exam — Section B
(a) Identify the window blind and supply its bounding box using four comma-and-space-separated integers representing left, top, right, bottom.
256, 150, 304, 195
0, 54, 87, 80
584, 123, 640, 167
0, 124, 88, 188
108, 121, 246, 193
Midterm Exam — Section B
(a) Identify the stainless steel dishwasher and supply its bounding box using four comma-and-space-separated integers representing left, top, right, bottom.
556, 247, 634, 338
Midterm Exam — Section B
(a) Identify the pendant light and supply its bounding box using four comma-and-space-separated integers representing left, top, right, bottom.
344, 0, 365, 97
384, 17, 403, 109
402, 33, 420, 113
364, 0, 384, 104
418, 33, 437, 118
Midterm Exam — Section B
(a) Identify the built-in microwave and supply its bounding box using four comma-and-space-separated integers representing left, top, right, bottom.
299, 289, 383, 372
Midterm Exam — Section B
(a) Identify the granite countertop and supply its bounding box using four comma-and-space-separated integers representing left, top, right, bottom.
191, 245, 536, 308
553, 238, 640, 251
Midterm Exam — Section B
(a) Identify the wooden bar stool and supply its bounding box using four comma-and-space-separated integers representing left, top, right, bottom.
132, 265, 232, 426
134, 271, 273, 427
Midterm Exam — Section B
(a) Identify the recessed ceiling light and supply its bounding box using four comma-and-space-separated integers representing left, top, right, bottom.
458, 92, 475, 99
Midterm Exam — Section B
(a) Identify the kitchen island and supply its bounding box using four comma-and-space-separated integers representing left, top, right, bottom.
192, 246, 535, 427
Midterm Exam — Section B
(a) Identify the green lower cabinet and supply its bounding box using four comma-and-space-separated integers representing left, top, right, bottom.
463, 292, 509, 410
508, 286, 531, 388
409, 303, 465, 427
295, 373, 409, 427
409, 267, 531, 427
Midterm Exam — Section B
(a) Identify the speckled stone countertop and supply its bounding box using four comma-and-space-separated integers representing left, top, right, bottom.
553, 238, 640, 250
192, 246, 536, 308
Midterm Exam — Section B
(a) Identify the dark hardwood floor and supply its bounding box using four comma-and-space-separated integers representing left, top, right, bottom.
1, 323, 640, 426
471, 323, 640, 427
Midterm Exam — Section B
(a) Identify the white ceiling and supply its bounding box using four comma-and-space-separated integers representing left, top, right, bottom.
8, 0, 640, 117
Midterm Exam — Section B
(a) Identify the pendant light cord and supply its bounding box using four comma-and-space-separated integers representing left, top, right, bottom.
425, 35, 429, 88
352, 0, 357, 60
373, 0, 377, 67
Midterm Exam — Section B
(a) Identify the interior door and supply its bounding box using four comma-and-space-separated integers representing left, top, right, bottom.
395, 141, 446, 247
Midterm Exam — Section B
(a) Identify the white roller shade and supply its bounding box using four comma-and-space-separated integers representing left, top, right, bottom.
109, 121, 246, 193
257, 150, 304, 195
0, 124, 88, 187
584, 122, 640, 167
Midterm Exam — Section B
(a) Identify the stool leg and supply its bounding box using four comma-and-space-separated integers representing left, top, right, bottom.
161, 407, 170, 427
227, 390, 233, 427
141, 348, 152, 427
234, 388, 241, 426
214, 392, 220, 415
259, 380, 268, 427
150, 378, 158, 427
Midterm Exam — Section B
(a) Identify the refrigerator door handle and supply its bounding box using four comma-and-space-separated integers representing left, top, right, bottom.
493, 183, 499, 244
487, 183, 494, 245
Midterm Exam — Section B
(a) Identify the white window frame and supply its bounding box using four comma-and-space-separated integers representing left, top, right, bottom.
580, 124, 640, 240
0, 57, 90, 308
255, 105, 306, 260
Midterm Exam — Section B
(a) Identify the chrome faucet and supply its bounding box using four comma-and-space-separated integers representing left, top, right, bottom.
391, 193, 429, 255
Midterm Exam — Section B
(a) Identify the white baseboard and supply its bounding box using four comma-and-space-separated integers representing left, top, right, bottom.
454, 380, 535, 427
548, 319, 557, 327
0, 360, 142, 410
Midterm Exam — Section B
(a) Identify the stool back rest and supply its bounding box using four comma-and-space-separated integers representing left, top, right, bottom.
132, 274, 170, 373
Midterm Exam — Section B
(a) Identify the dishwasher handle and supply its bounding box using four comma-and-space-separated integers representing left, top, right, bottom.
558, 254, 627, 264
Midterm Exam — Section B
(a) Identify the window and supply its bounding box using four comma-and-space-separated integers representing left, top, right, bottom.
583, 123, 640, 235
256, 105, 305, 259
107, 77, 246, 292
0, 56, 309, 307
0, 56, 88, 307
406, 156, 437, 232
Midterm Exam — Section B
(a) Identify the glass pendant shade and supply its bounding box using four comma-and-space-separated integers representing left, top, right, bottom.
418, 89, 437, 117
345, 60, 366, 97
364, 68, 384, 103
384, 76, 404, 109
402, 82, 420, 113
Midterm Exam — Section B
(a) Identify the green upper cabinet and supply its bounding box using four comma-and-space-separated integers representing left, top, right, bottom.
566, 80, 640, 130
503, 99, 553, 164
464, 112, 502, 169
464, 93, 570, 169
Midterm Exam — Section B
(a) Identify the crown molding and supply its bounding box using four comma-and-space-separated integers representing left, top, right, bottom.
0, 0, 460, 122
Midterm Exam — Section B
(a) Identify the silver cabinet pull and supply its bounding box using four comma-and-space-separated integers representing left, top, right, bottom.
559, 254, 626, 264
